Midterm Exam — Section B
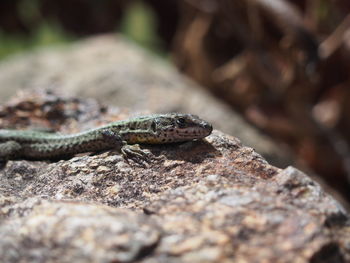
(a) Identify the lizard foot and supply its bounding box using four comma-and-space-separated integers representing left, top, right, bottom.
121, 144, 151, 166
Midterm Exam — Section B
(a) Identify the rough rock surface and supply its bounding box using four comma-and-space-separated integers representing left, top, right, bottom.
0, 35, 291, 168
0, 92, 349, 263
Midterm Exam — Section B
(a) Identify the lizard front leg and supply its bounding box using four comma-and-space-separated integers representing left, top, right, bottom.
100, 129, 150, 163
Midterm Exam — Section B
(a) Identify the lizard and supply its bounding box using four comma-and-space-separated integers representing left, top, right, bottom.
0, 113, 212, 164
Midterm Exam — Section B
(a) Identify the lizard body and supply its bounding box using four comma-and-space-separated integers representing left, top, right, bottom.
0, 113, 212, 161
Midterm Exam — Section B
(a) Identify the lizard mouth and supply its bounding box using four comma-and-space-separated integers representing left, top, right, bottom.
178, 128, 211, 137
170, 125, 213, 141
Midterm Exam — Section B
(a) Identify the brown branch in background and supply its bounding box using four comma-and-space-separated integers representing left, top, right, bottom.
173, 0, 350, 201
319, 14, 350, 59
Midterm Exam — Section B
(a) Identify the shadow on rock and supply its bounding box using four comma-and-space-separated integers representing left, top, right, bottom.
147, 138, 220, 164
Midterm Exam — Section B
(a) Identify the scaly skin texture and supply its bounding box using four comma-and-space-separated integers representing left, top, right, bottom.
0, 113, 212, 161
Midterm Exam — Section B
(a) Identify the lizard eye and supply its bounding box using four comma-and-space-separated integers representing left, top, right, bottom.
151, 121, 157, 133
176, 117, 186, 127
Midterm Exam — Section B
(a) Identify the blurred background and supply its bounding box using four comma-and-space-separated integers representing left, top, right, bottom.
1, 0, 350, 203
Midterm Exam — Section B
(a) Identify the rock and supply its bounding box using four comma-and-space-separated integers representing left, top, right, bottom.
0, 200, 160, 263
0, 35, 291, 168
0, 93, 349, 262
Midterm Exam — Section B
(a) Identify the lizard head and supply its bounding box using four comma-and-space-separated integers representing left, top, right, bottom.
150, 113, 213, 143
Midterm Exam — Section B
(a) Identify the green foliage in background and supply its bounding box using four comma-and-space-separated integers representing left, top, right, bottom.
120, 1, 164, 55
0, 23, 73, 60
0, 0, 162, 60
0, 0, 72, 60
